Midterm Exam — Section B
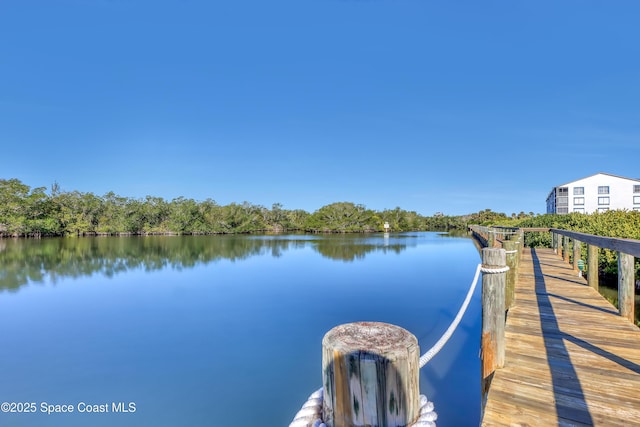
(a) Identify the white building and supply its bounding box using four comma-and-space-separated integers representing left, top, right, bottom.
546, 173, 640, 214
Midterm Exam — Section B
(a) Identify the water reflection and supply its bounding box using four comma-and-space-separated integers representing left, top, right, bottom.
0, 234, 410, 291
0, 232, 481, 427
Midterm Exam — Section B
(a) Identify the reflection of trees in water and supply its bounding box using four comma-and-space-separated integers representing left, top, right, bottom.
0, 235, 409, 291
311, 234, 413, 261
313, 241, 406, 261
0, 236, 293, 291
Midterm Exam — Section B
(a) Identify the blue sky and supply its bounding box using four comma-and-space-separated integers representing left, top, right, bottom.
2, 0, 639, 216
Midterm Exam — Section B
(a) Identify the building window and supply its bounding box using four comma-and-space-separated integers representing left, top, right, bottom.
635, 207, 640, 211
598, 207, 609, 213
634, 196, 640, 204
558, 187, 568, 195
574, 197, 585, 205
557, 197, 568, 205
574, 208, 585, 213
635, 185, 640, 193
598, 186, 609, 194
573, 187, 584, 195
557, 207, 569, 214
598, 197, 610, 205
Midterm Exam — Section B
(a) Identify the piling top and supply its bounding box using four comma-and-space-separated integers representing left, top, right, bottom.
322, 321, 418, 358
482, 247, 506, 267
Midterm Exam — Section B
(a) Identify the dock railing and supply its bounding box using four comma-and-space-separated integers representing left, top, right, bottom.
469, 224, 640, 408
546, 227, 640, 324
470, 225, 640, 323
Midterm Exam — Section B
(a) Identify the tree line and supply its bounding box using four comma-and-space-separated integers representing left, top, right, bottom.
0, 178, 522, 237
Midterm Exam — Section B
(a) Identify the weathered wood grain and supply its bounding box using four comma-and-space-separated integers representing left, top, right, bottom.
322, 322, 420, 427
588, 244, 599, 291
618, 252, 636, 323
482, 248, 507, 374
503, 240, 518, 310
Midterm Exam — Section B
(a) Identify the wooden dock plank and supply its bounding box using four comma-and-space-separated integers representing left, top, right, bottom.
482, 248, 640, 426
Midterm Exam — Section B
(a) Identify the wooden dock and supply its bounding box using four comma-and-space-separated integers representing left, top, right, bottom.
482, 247, 640, 426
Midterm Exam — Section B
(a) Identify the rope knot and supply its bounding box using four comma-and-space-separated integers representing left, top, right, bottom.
480, 265, 509, 274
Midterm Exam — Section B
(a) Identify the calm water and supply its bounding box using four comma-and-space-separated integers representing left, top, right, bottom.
0, 233, 481, 426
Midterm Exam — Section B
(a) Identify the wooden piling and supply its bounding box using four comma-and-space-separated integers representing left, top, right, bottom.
588, 244, 599, 290
488, 229, 495, 248
322, 322, 420, 427
481, 248, 507, 408
618, 252, 635, 323
502, 241, 517, 310
515, 234, 523, 268
563, 236, 570, 263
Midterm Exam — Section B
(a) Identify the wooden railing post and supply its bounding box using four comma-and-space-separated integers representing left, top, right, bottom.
518, 229, 524, 251
488, 229, 495, 248
515, 233, 523, 269
502, 240, 517, 310
573, 239, 581, 273
322, 322, 420, 427
618, 252, 635, 323
563, 236, 570, 263
588, 244, 599, 290
481, 248, 507, 406
557, 235, 563, 258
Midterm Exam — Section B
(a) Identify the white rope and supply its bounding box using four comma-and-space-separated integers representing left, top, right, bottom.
288, 389, 437, 427
504, 250, 518, 254
480, 266, 509, 274
419, 263, 482, 367
288, 388, 323, 427
411, 395, 438, 427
